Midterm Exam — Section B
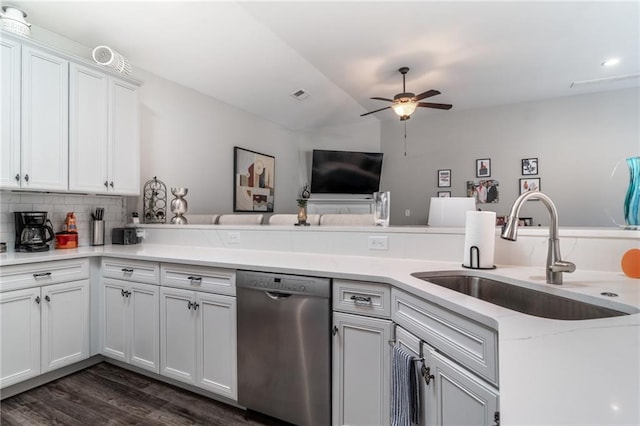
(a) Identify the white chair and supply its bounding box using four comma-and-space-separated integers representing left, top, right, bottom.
184, 214, 219, 224
319, 213, 376, 226
217, 214, 264, 225
268, 214, 321, 226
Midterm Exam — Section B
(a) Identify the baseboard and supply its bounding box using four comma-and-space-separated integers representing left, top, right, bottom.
0, 355, 105, 400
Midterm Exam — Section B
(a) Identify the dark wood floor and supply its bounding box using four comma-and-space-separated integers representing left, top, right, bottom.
0, 362, 288, 426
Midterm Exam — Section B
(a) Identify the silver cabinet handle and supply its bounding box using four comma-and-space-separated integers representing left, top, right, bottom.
421, 364, 435, 385
350, 295, 372, 304
33, 272, 52, 278
187, 276, 202, 284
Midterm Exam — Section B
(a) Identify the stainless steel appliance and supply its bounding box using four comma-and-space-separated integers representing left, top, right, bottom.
111, 228, 139, 245
14, 211, 54, 252
236, 270, 331, 426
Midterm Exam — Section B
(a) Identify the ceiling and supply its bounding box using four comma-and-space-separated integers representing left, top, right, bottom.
10, 1, 640, 131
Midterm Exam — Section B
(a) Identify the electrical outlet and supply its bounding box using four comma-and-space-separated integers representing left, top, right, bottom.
405, 209, 411, 217
227, 232, 241, 244
368, 236, 388, 250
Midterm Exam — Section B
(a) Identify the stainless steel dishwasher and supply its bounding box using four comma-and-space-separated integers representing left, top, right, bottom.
236, 270, 331, 426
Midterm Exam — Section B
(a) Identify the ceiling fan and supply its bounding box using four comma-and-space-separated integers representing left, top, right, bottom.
361, 67, 452, 121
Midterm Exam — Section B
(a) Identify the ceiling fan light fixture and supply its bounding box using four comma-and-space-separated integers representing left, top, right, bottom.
392, 100, 418, 117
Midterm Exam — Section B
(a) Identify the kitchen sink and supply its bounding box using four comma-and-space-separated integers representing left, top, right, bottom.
411, 271, 633, 320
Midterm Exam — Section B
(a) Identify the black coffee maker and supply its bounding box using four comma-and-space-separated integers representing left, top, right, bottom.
14, 212, 55, 252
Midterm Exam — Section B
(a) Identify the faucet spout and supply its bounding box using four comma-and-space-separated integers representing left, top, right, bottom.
500, 191, 575, 284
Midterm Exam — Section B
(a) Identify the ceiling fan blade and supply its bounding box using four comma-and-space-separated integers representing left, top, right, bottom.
360, 106, 392, 117
418, 102, 453, 110
414, 89, 441, 101
370, 97, 394, 102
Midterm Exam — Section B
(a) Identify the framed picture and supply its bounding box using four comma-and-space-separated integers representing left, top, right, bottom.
476, 158, 491, 178
522, 158, 538, 175
437, 169, 451, 187
233, 147, 275, 212
519, 178, 541, 195
467, 179, 499, 203
437, 191, 451, 197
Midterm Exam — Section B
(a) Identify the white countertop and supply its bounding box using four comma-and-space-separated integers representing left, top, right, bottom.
1, 243, 639, 425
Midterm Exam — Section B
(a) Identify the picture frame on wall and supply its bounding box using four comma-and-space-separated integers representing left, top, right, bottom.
521, 158, 538, 175
233, 147, 275, 212
437, 191, 451, 197
437, 169, 451, 188
476, 159, 491, 177
519, 177, 541, 195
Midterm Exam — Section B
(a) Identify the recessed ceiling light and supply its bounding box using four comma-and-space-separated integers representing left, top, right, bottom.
601, 58, 620, 67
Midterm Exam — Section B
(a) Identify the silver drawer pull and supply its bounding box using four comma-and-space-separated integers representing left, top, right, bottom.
121, 268, 134, 274
350, 295, 372, 304
33, 272, 52, 278
187, 276, 202, 284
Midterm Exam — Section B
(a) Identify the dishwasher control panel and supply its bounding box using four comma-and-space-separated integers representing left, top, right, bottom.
237, 270, 331, 298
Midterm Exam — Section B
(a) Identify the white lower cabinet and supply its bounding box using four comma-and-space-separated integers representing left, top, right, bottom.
0, 279, 90, 388
101, 279, 159, 373
332, 311, 392, 426
160, 286, 237, 400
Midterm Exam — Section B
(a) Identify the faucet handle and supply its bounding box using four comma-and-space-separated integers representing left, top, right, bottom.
550, 260, 576, 273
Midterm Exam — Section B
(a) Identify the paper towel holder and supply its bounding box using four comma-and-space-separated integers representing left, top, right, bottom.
462, 245, 496, 270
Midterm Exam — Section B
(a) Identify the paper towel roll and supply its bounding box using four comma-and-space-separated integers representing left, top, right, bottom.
463, 211, 497, 269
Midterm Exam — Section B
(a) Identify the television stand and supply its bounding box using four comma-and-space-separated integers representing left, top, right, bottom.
306, 198, 374, 214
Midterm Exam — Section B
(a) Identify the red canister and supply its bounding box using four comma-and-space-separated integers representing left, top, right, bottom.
55, 232, 78, 249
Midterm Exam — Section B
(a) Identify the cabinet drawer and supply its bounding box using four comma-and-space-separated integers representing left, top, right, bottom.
102, 258, 159, 284
161, 263, 235, 296
333, 279, 390, 319
0, 258, 89, 292
391, 288, 498, 385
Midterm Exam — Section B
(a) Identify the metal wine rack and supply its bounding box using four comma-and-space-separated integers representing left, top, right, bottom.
143, 176, 167, 224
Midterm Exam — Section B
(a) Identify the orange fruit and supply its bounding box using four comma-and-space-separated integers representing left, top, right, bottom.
621, 248, 640, 278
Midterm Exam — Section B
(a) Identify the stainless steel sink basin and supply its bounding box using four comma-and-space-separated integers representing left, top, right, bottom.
411, 271, 631, 320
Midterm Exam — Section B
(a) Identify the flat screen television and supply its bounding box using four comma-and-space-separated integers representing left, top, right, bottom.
310, 149, 383, 194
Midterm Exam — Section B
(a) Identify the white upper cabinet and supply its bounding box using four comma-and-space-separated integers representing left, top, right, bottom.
108, 79, 139, 195
69, 63, 109, 193
0, 38, 21, 189
20, 45, 69, 191
69, 65, 140, 195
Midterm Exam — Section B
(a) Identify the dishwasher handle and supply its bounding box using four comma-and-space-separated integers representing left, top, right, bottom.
264, 291, 292, 300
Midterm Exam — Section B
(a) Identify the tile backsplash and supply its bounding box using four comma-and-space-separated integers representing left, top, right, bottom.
0, 191, 127, 250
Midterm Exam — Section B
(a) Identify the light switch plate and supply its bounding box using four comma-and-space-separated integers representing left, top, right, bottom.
368, 236, 388, 250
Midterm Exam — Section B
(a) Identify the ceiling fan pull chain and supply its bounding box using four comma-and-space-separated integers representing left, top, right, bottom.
404, 121, 407, 156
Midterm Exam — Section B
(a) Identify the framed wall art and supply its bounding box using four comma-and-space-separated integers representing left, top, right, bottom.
437, 169, 451, 188
476, 158, 491, 178
467, 180, 499, 204
437, 191, 451, 197
521, 158, 538, 175
519, 177, 541, 195
233, 147, 275, 212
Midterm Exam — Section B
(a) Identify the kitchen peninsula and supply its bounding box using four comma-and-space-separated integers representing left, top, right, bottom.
1, 225, 638, 425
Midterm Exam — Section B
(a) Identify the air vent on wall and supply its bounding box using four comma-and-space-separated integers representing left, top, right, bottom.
290, 89, 310, 101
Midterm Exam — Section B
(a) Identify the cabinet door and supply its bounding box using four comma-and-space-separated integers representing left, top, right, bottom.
101, 279, 128, 362
108, 78, 139, 195
332, 312, 392, 426
129, 282, 159, 373
69, 63, 109, 193
41, 280, 90, 373
0, 38, 21, 189
21, 46, 68, 191
160, 287, 196, 384
425, 349, 499, 426
196, 292, 237, 400
0, 287, 41, 388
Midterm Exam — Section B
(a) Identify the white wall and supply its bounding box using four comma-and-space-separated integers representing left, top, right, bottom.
381, 88, 640, 226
